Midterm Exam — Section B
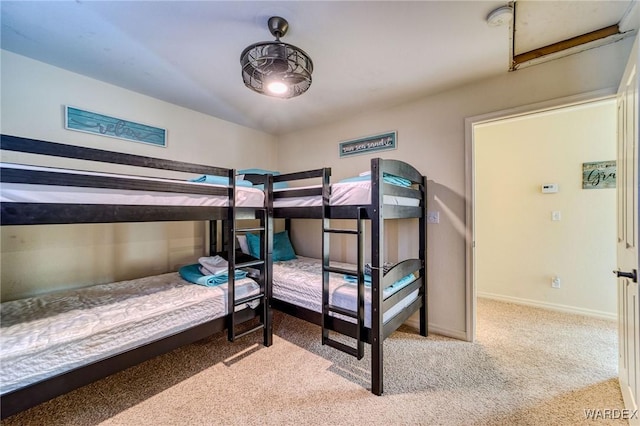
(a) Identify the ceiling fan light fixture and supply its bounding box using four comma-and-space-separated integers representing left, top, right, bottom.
241, 16, 313, 99
267, 80, 288, 95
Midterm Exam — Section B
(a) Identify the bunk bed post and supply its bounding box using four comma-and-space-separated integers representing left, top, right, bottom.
227, 170, 237, 342
321, 168, 331, 347
370, 158, 384, 396
420, 175, 428, 337
209, 220, 217, 255
264, 173, 274, 347
356, 206, 365, 359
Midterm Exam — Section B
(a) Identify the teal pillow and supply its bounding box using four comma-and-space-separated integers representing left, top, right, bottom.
252, 181, 289, 190
273, 181, 290, 189
245, 232, 260, 258
238, 169, 289, 189
246, 231, 297, 261
238, 168, 280, 176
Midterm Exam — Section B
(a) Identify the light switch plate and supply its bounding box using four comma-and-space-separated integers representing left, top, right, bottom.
427, 211, 439, 224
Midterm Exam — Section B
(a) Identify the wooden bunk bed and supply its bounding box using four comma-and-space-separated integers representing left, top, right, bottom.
269, 158, 427, 395
0, 134, 273, 419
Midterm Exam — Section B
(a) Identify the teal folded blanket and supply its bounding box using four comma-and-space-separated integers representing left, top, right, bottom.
189, 175, 254, 187
179, 264, 248, 287
338, 173, 412, 187
343, 273, 416, 298
382, 173, 412, 187
343, 274, 372, 285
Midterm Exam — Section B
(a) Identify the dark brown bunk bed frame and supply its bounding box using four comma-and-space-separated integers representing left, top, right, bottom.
0, 134, 273, 419
270, 158, 427, 395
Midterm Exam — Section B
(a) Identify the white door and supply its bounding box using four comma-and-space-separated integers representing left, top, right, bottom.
616, 33, 640, 423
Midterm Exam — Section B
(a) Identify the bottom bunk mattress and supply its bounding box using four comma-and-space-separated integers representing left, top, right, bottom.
272, 256, 419, 329
0, 273, 260, 395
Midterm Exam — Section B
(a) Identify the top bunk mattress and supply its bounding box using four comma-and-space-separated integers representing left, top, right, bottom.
0, 163, 265, 208
273, 180, 420, 208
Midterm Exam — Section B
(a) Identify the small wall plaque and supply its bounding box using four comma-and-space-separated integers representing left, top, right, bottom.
582, 161, 616, 189
65, 106, 167, 147
339, 131, 396, 158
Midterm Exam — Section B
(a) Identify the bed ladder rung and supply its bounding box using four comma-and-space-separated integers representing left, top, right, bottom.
229, 289, 267, 342
324, 266, 357, 276
324, 227, 358, 235
325, 303, 358, 319
324, 338, 360, 358
237, 226, 264, 233
236, 259, 264, 268
234, 292, 265, 306
233, 323, 265, 340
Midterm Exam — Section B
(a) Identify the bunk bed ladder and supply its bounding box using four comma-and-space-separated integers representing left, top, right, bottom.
228, 219, 269, 341
321, 207, 365, 359
225, 176, 272, 345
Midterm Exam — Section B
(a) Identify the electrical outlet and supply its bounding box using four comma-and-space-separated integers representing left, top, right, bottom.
551, 276, 561, 289
427, 211, 439, 224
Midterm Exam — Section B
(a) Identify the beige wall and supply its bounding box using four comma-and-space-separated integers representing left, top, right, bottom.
0, 51, 277, 301
0, 35, 633, 334
276, 39, 633, 338
475, 99, 617, 319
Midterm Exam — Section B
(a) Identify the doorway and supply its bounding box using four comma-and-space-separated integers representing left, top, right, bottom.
464, 90, 617, 341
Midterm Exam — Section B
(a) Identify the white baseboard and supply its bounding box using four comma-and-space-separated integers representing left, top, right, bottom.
477, 292, 617, 321
404, 317, 420, 331
427, 323, 468, 340
404, 317, 468, 340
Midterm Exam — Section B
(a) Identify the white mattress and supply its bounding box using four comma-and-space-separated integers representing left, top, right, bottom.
0, 163, 265, 207
273, 180, 419, 208
0, 273, 260, 395
272, 256, 419, 328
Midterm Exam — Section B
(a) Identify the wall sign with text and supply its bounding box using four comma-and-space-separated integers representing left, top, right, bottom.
65, 106, 167, 147
582, 160, 616, 189
339, 131, 396, 158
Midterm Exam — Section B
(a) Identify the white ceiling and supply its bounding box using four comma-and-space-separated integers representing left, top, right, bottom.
1, 1, 636, 136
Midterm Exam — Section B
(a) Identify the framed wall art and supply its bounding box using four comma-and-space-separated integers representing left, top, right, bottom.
339, 131, 396, 158
65, 106, 167, 147
582, 160, 616, 189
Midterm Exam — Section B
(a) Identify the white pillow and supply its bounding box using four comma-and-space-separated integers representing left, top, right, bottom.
237, 234, 250, 254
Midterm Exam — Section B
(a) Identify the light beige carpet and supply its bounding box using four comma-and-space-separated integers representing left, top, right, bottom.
1, 298, 625, 425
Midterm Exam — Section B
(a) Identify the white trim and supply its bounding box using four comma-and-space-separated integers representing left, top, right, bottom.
465, 88, 617, 128
403, 318, 467, 340
619, 0, 639, 34
464, 88, 618, 343
404, 317, 420, 330
477, 293, 617, 322
427, 323, 468, 341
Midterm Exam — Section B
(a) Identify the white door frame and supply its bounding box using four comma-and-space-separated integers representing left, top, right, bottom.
463, 88, 616, 342
616, 33, 640, 419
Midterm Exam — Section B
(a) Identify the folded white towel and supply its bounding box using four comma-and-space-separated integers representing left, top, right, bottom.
199, 265, 215, 276
198, 255, 228, 275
